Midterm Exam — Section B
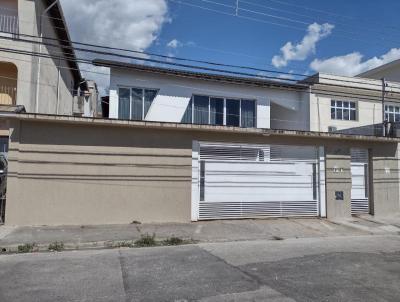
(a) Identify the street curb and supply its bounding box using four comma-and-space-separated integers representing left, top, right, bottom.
0, 237, 201, 254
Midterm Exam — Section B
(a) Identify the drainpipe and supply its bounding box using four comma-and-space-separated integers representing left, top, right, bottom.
35, 0, 59, 114
56, 58, 61, 114
381, 78, 386, 137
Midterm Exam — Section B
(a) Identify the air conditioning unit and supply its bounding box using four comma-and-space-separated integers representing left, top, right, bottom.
328, 126, 338, 133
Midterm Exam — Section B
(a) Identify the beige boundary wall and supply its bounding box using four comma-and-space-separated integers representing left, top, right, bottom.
4, 115, 400, 226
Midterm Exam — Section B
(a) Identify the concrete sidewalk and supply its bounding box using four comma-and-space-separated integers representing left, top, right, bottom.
0, 216, 399, 253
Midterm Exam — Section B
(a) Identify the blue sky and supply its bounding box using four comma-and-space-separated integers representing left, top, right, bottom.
61, 0, 400, 92
152, 0, 400, 77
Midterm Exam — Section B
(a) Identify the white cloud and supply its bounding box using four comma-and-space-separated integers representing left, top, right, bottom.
272, 23, 334, 68
310, 48, 400, 76
60, 0, 169, 94
167, 39, 182, 49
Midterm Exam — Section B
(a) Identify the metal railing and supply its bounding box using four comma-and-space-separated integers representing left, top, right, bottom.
0, 84, 17, 105
0, 10, 19, 35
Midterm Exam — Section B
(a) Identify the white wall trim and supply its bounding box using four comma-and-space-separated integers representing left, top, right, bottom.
191, 140, 200, 221
319, 146, 327, 218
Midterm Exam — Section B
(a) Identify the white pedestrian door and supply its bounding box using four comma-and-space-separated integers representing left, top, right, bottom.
351, 148, 369, 215
195, 143, 324, 220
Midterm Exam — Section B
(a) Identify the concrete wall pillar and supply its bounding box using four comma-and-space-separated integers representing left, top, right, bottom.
371, 143, 400, 216
325, 146, 352, 219
5, 119, 21, 224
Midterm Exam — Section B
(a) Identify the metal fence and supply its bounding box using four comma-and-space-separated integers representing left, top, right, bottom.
0, 84, 17, 105
0, 11, 19, 35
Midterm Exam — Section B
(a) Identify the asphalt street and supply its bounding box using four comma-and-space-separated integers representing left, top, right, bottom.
0, 235, 399, 302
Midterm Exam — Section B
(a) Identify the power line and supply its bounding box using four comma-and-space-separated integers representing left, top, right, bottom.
170, 0, 400, 46
2, 31, 398, 92
263, 0, 400, 32
3, 41, 400, 104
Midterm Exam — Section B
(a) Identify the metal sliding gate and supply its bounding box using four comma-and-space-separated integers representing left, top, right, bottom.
351, 148, 370, 215
194, 142, 324, 220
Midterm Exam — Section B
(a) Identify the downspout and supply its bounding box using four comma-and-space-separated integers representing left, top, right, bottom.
56, 57, 61, 114
35, 0, 59, 114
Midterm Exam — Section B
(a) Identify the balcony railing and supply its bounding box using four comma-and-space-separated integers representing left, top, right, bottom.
0, 84, 17, 105
0, 9, 18, 35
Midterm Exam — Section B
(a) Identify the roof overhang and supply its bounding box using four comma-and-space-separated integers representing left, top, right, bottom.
93, 59, 309, 91
46, 0, 83, 86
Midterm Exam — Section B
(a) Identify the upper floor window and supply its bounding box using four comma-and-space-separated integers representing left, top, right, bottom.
182, 95, 256, 128
385, 105, 400, 122
331, 100, 357, 121
118, 87, 158, 120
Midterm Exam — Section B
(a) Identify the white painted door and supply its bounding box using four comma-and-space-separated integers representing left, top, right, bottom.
351, 148, 369, 215
193, 143, 324, 220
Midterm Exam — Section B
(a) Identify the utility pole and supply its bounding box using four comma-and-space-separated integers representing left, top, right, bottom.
382, 77, 386, 137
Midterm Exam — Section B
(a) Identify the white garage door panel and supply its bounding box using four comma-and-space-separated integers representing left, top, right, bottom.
351, 164, 367, 200
351, 148, 369, 215
204, 162, 314, 202
194, 142, 323, 220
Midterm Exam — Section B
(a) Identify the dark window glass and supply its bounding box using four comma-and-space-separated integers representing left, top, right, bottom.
181, 98, 192, 123
210, 98, 224, 125
131, 88, 143, 120
350, 102, 356, 109
241, 100, 256, 128
193, 95, 209, 125
350, 110, 356, 121
226, 99, 240, 127
331, 100, 335, 107
343, 108, 349, 120
118, 88, 130, 120
336, 101, 342, 107
144, 89, 157, 118
331, 108, 335, 119
336, 108, 342, 120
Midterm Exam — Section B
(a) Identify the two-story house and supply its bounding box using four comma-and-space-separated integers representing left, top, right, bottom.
92, 58, 400, 220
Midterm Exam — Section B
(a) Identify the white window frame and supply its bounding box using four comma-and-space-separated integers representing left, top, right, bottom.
384, 104, 400, 122
331, 100, 357, 121
190, 95, 257, 128
117, 86, 159, 120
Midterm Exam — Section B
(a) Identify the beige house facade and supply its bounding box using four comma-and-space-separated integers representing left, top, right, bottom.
3, 114, 399, 226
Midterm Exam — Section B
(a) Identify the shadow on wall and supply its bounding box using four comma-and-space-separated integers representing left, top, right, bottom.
335, 122, 398, 138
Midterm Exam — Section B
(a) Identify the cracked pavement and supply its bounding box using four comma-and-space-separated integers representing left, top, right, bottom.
0, 234, 399, 301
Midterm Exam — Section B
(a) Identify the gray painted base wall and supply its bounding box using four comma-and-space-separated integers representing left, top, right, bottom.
5, 119, 400, 226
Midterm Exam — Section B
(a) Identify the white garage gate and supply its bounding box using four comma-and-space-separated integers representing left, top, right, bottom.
191, 142, 326, 220
351, 148, 370, 215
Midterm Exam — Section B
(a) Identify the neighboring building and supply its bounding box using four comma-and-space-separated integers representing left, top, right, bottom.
359, 59, 400, 82
0, 0, 86, 115
74, 80, 99, 117
359, 60, 400, 125
306, 73, 400, 134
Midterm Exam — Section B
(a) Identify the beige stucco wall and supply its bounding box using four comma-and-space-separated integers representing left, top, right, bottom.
324, 146, 352, 219
5, 118, 400, 226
